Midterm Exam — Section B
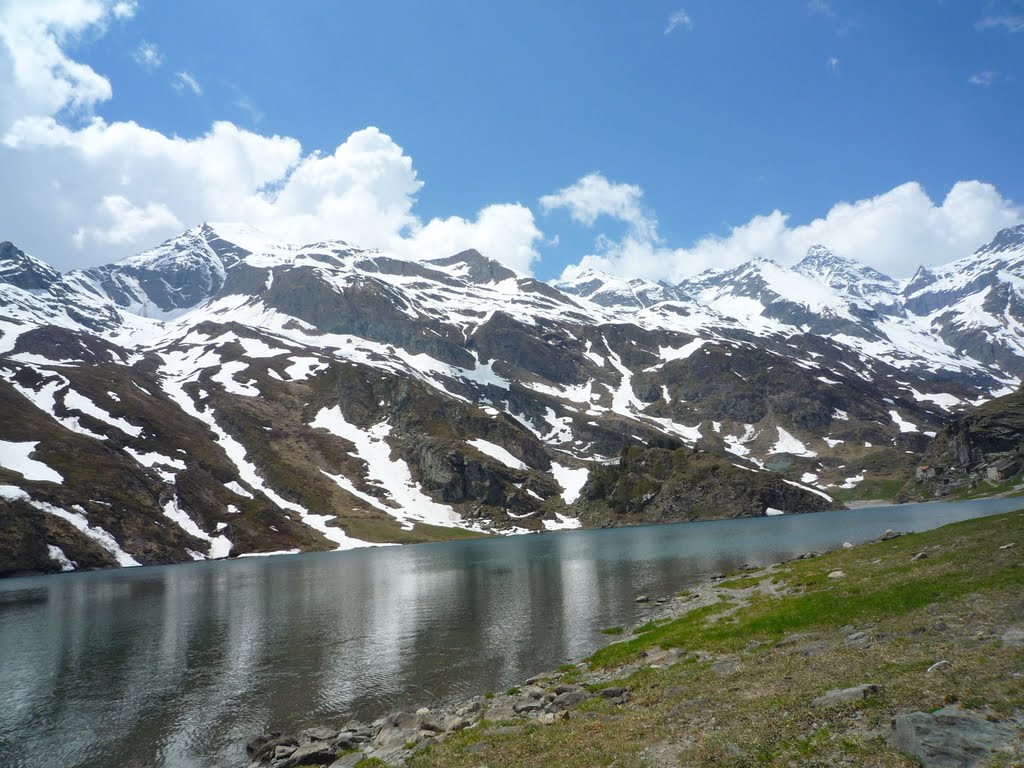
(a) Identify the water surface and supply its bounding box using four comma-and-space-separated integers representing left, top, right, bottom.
1, 498, 1020, 768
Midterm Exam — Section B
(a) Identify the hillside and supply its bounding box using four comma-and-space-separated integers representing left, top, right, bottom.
901, 383, 1024, 500
2, 224, 1024, 575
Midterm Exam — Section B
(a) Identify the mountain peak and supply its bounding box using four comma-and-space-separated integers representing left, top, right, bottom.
0, 241, 62, 290
426, 249, 518, 284
975, 223, 1024, 256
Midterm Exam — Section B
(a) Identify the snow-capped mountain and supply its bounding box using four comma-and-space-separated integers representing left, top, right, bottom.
1, 223, 1022, 576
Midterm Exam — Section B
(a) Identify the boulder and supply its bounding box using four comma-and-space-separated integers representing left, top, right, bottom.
887, 706, 1022, 767
811, 683, 881, 708
277, 742, 340, 768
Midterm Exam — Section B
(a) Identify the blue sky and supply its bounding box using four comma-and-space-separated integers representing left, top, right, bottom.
1, 0, 1022, 279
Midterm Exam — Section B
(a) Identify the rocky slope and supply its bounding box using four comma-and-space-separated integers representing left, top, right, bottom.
1, 223, 1023, 575
901, 381, 1024, 499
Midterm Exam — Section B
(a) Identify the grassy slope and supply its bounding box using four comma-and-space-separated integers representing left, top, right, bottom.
408, 510, 1024, 768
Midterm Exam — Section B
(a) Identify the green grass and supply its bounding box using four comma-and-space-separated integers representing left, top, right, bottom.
589, 511, 1024, 668
343, 517, 494, 545
408, 509, 1024, 768
716, 575, 763, 590
600, 626, 625, 636
832, 477, 906, 502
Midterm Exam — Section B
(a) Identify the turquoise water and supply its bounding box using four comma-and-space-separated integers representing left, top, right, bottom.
1, 497, 1021, 768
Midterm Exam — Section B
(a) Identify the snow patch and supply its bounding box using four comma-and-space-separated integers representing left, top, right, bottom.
551, 462, 589, 504
0, 440, 63, 482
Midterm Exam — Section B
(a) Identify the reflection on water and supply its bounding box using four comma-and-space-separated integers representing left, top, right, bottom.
1, 498, 1020, 768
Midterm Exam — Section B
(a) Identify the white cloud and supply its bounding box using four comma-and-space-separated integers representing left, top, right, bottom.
828, 56, 839, 72
552, 174, 1022, 283
74, 195, 182, 246
133, 41, 161, 70
664, 9, 692, 34
172, 70, 202, 95
976, 15, 1024, 32
968, 70, 997, 86
111, 0, 136, 19
807, 0, 834, 16
0, 0, 122, 132
540, 173, 657, 241
0, 2, 543, 273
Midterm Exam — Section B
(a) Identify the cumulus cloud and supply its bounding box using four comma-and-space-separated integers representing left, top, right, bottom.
551, 174, 1022, 283
540, 173, 657, 241
172, 71, 202, 95
664, 9, 692, 34
0, 0, 123, 132
0, 1, 543, 273
74, 195, 182, 246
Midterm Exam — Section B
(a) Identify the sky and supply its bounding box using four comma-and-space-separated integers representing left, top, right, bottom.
0, 0, 1022, 282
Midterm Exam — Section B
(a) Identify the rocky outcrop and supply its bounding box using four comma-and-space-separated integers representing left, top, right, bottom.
902, 383, 1024, 499
577, 442, 842, 526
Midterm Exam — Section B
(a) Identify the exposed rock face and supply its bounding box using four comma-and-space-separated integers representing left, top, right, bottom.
579, 442, 841, 526
1, 223, 1023, 574
903, 383, 1024, 499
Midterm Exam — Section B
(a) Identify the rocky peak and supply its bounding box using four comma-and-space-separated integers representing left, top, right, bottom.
554, 268, 688, 309
0, 241, 62, 291
427, 249, 518, 284
794, 245, 899, 306
975, 224, 1024, 256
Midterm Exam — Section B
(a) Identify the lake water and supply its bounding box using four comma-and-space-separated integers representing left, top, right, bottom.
2, 498, 1022, 768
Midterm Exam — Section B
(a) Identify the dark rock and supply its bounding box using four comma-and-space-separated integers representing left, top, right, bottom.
888, 706, 1022, 767
599, 687, 628, 698
550, 690, 592, 711
277, 742, 340, 768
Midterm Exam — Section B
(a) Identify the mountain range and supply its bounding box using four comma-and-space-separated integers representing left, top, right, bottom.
1, 222, 1023, 576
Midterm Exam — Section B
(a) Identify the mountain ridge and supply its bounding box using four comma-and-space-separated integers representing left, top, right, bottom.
1, 223, 1022, 575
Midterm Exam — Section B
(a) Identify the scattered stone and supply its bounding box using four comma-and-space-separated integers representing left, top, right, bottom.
1001, 626, 1024, 647
842, 541, 854, 548
999, 542, 1016, 550
300, 726, 338, 743
415, 707, 430, 716
635, 595, 650, 603
373, 711, 420, 750
811, 683, 882, 708
880, 529, 904, 541
927, 660, 951, 674
599, 686, 628, 698
797, 640, 831, 657
328, 753, 364, 768
278, 742, 341, 768
710, 656, 741, 675
775, 632, 812, 648
827, 570, 847, 579
512, 699, 544, 714
912, 551, 929, 562
551, 690, 592, 711
888, 705, 1021, 768
443, 715, 471, 732
466, 740, 490, 754
274, 745, 296, 759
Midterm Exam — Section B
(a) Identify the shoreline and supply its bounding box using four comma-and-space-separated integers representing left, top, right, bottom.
241, 508, 1024, 768
239, 527, 910, 768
